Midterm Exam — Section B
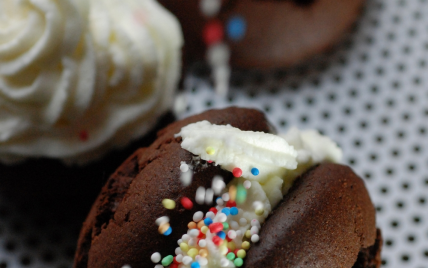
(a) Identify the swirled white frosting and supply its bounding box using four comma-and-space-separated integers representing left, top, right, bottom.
176, 121, 343, 267
0, 0, 182, 164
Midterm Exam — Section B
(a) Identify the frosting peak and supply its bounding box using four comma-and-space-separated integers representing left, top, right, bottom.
0, 0, 182, 164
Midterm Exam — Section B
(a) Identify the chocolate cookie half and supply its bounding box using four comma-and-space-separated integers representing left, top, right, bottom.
74, 107, 381, 268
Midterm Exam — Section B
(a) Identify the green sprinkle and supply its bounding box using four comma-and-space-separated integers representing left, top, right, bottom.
236, 184, 247, 204
161, 255, 174, 266
234, 258, 244, 267
226, 252, 236, 261
222, 222, 229, 230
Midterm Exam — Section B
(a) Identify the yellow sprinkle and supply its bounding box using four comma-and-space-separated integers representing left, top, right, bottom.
199, 249, 208, 258
242, 241, 250, 250
201, 226, 209, 234
206, 147, 215, 155
227, 241, 236, 251
222, 239, 228, 247
237, 249, 246, 258
197, 220, 205, 229
229, 185, 237, 201
245, 230, 252, 238
219, 245, 228, 255
255, 208, 264, 216
188, 248, 198, 259
188, 222, 197, 229
180, 243, 189, 252
158, 223, 170, 234
162, 199, 176, 209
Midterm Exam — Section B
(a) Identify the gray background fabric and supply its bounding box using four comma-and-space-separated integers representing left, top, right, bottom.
0, 0, 427, 267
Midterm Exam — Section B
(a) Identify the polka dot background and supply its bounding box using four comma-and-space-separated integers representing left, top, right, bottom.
0, 0, 427, 267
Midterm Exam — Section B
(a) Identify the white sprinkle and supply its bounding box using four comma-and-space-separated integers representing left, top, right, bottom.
180, 162, 189, 172
195, 187, 206, 205
243, 180, 252, 189
217, 213, 227, 222
205, 211, 215, 219
239, 218, 248, 226
188, 238, 197, 247
253, 201, 263, 209
175, 247, 182, 255
183, 256, 193, 265
198, 257, 208, 266
220, 258, 230, 267
154, 265, 163, 268
193, 211, 204, 222
180, 170, 193, 186
251, 226, 259, 235
189, 229, 200, 237
212, 175, 225, 195
122, 265, 131, 268
151, 252, 161, 263
176, 254, 183, 263
182, 234, 190, 242
228, 230, 236, 239
251, 219, 261, 228
155, 216, 169, 226
216, 198, 224, 206
216, 205, 223, 211
200, 0, 222, 17
222, 193, 230, 201
205, 188, 214, 204
177, 239, 182, 245
251, 234, 260, 243
198, 239, 207, 247
230, 221, 239, 230
207, 42, 230, 67
236, 230, 243, 238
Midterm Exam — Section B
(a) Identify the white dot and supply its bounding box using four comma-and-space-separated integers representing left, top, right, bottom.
176, 254, 183, 263
244, 180, 252, 189
155, 265, 163, 268
180, 171, 192, 186
205, 211, 215, 219
227, 230, 236, 239
251, 234, 260, 243
175, 247, 182, 255
222, 193, 230, 202
183, 256, 193, 265
236, 230, 243, 238
122, 265, 131, 268
205, 188, 214, 204
198, 239, 207, 247
151, 252, 161, 263
212, 176, 225, 195
220, 258, 230, 267
217, 213, 227, 222
199, 0, 222, 17
207, 42, 230, 66
180, 162, 189, 172
182, 234, 190, 242
251, 219, 260, 227
189, 229, 200, 237
239, 218, 248, 226
198, 257, 208, 266
251, 226, 259, 235
188, 238, 197, 247
193, 211, 204, 222
155, 216, 169, 226
230, 221, 239, 230
216, 198, 224, 206
196, 187, 206, 205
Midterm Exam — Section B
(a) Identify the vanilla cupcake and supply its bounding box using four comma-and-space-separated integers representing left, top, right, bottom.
0, 0, 182, 164
0, 0, 182, 202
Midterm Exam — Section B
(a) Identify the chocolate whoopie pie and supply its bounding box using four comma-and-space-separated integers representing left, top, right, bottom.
159, 0, 366, 69
74, 107, 381, 268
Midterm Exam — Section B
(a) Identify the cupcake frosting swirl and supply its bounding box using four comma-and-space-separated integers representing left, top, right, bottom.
0, 0, 182, 164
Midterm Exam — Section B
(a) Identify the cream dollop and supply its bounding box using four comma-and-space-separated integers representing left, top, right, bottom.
0, 0, 182, 164
175, 121, 343, 267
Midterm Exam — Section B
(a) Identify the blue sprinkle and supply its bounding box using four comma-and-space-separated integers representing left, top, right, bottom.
221, 207, 231, 216
163, 227, 172, 236
230, 207, 239, 215
204, 218, 213, 226
217, 231, 226, 239
191, 262, 201, 268
251, 168, 260, 176
226, 16, 247, 41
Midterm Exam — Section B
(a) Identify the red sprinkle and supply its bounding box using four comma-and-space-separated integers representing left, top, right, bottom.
226, 200, 236, 207
203, 20, 223, 45
170, 264, 178, 268
198, 231, 205, 239
181, 197, 193, 210
208, 160, 213, 163
209, 222, 224, 233
79, 130, 88, 141
212, 236, 223, 246
234, 249, 240, 255
209, 207, 218, 214
226, 237, 233, 242
232, 167, 242, 177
